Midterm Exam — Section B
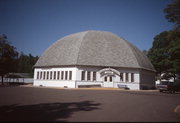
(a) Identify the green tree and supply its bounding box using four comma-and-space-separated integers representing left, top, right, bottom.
164, 0, 180, 30
167, 32, 180, 81
147, 0, 180, 82
27, 53, 39, 77
17, 53, 39, 77
148, 30, 180, 81
0, 34, 18, 85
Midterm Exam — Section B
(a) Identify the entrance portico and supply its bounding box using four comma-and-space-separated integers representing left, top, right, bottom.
98, 68, 119, 88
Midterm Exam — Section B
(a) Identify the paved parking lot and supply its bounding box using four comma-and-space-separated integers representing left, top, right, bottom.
0, 86, 180, 122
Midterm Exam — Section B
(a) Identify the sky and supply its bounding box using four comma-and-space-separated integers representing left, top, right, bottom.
0, 0, 174, 56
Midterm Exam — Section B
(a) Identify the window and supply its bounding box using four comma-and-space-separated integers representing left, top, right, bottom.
40, 72, 42, 79
109, 76, 112, 82
104, 76, 107, 81
50, 71, 52, 80
65, 71, 68, 80
37, 72, 39, 79
93, 72, 96, 81
43, 71, 46, 80
57, 71, 60, 80
54, 71, 56, 80
81, 71, 85, 80
69, 71, 72, 80
47, 71, 49, 80
120, 73, 123, 82
126, 73, 129, 82
131, 73, 134, 82
87, 71, 91, 81
61, 71, 64, 80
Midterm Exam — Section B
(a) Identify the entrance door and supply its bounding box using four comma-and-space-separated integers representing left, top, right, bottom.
103, 76, 114, 88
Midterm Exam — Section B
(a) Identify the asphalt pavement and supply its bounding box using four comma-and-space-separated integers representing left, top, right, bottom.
0, 86, 180, 122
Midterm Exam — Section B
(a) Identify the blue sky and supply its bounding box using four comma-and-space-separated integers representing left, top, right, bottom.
0, 0, 174, 56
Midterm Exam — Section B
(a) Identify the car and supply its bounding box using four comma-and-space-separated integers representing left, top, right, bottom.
156, 81, 180, 93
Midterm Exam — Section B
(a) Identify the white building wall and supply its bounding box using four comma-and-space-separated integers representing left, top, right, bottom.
34, 80, 76, 88
34, 68, 38, 80
33, 66, 145, 90
134, 73, 140, 83
33, 67, 77, 88
77, 67, 100, 81
76, 66, 141, 90
114, 74, 119, 82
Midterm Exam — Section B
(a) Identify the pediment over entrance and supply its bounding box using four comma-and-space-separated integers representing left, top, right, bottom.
98, 68, 120, 77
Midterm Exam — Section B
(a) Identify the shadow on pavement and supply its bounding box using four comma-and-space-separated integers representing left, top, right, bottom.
0, 101, 101, 122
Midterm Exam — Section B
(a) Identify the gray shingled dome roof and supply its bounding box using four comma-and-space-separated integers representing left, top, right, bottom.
34, 30, 155, 71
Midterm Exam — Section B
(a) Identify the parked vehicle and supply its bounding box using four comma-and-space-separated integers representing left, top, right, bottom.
156, 81, 180, 93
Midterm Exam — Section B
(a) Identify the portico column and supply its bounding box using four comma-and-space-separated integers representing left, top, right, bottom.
85, 71, 87, 81
107, 76, 110, 82
97, 72, 101, 81
63, 71, 66, 80
129, 73, 131, 82
56, 71, 58, 80
52, 71, 54, 80
123, 73, 126, 82
67, 71, 69, 80
90, 72, 93, 81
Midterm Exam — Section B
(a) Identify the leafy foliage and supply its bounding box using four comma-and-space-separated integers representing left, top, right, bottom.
147, 30, 180, 81
0, 34, 19, 84
151, 0, 180, 81
164, 0, 180, 30
17, 53, 39, 77
0, 34, 39, 84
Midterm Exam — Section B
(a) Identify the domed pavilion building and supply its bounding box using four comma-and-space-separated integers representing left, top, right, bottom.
33, 30, 156, 90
